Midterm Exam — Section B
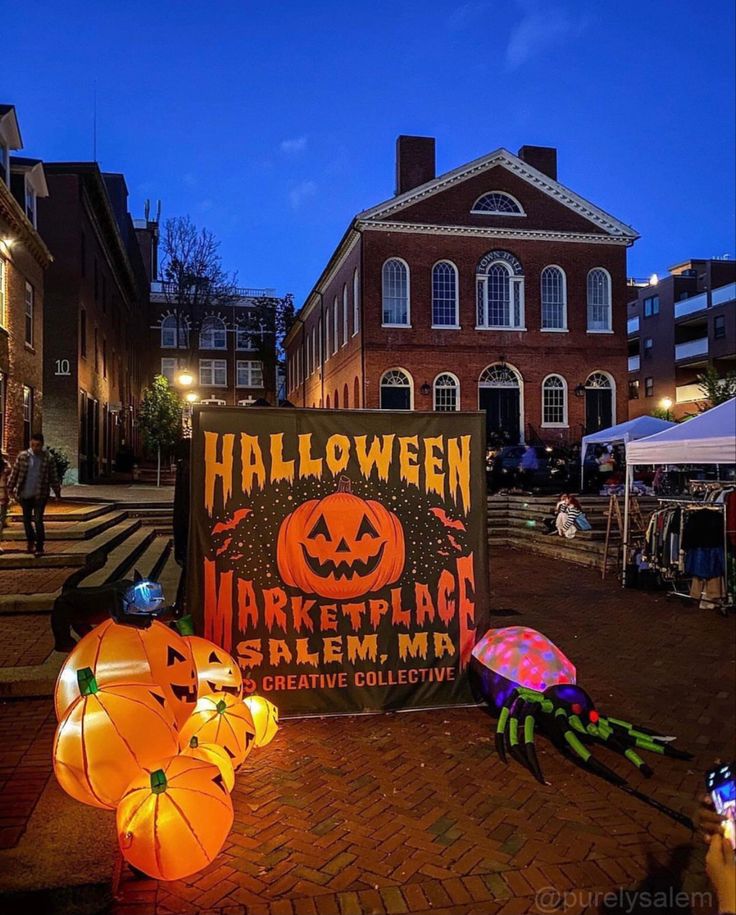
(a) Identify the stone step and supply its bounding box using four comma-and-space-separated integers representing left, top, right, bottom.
2, 509, 129, 541
488, 533, 616, 571
79, 526, 157, 587
0, 519, 141, 571
130, 534, 173, 583
6, 501, 117, 523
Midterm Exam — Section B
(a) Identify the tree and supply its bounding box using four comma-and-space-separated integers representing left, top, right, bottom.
696, 364, 736, 411
139, 375, 182, 486
239, 293, 295, 403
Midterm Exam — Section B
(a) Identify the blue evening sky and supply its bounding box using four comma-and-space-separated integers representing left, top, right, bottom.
4, 1, 735, 304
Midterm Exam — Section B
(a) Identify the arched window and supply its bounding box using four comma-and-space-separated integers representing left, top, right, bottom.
541, 266, 567, 330
584, 371, 614, 434
587, 268, 611, 331
433, 373, 460, 411
334, 389, 339, 409
326, 394, 330, 409
432, 261, 459, 327
542, 375, 567, 426
324, 302, 331, 360
342, 284, 348, 345
354, 376, 360, 408
353, 268, 360, 335
199, 315, 226, 350
471, 192, 525, 215
380, 368, 412, 410
333, 296, 339, 353
478, 364, 520, 388
161, 314, 188, 348
478, 363, 523, 444
382, 259, 410, 326
476, 251, 524, 329
343, 382, 349, 408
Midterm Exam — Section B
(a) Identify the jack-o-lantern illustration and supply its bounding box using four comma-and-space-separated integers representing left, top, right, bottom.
186, 636, 243, 698
54, 619, 198, 729
276, 477, 405, 599
178, 693, 256, 768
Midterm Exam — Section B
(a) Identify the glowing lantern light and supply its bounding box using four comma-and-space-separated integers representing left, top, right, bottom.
117, 755, 233, 881
180, 736, 235, 791
179, 693, 256, 768
54, 619, 198, 729
186, 636, 243, 698
53, 668, 178, 809
243, 695, 279, 747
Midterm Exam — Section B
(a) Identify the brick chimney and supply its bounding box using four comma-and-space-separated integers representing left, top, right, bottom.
517, 145, 557, 181
395, 135, 436, 196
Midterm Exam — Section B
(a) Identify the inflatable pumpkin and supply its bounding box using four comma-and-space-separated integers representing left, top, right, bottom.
276, 477, 405, 599
243, 695, 279, 747
53, 668, 178, 809
187, 636, 243, 698
54, 619, 198, 729
178, 693, 256, 767
117, 755, 233, 881
180, 736, 235, 791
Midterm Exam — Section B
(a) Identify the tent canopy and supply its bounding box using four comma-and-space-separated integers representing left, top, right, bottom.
626, 398, 736, 466
582, 415, 675, 452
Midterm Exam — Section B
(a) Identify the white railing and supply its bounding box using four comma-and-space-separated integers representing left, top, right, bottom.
712, 282, 736, 307
628, 355, 640, 371
150, 280, 277, 299
627, 316, 639, 334
675, 337, 708, 360
675, 290, 707, 320
675, 383, 703, 404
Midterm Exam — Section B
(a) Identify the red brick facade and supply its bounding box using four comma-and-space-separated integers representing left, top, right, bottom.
286, 140, 637, 445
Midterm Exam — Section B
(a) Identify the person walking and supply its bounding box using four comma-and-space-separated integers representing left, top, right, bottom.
518, 444, 539, 491
8, 433, 62, 557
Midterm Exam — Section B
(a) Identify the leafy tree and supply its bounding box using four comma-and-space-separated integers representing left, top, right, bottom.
139, 375, 182, 486
650, 406, 674, 422
239, 293, 295, 403
696, 364, 736, 411
47, 446, 71, 485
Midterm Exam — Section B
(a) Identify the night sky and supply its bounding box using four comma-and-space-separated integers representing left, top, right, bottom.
4, 1, 734, 303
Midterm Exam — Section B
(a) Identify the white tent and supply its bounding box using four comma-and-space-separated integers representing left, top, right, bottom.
622, 398, 736, 586
580, 415, 676, 488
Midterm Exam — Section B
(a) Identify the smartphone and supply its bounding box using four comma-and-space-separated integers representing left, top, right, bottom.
706, 762, 736, 850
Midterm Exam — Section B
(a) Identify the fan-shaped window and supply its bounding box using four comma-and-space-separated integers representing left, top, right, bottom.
541, 266, 567, 330
587, 268, 612, 331
432, 261, 459, 327
586, 371, 612, 389
478, 364, 520, 388
382, 259, 410, 326
476, 252, 525, 329
471, 192, 525, 215
542, 375, 567, 426
380, 368, 412, 410
199, 315, 227, 349
161, 314, 188, 348
433, 373, 460, 411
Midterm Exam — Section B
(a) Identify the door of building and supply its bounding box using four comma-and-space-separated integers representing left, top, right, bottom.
479, 388, 520, 444
585, 373, 613, 434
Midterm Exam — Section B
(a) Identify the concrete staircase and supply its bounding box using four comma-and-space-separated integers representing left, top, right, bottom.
487, 493, 657, 572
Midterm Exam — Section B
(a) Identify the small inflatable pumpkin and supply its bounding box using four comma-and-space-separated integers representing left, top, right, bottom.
276, 477, 405, 599
55, 619, 198, 729
117, 756, 233, 880
187, 636, 243, 698
180, 736, 235, 791
243, 695, 279, 747
178, 693, 256, 768
53, 668, 178, 809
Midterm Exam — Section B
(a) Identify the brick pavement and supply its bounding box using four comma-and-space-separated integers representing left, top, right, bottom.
0, 616, 54, 668
106, 548, 734, 915
0, 568, 69, 596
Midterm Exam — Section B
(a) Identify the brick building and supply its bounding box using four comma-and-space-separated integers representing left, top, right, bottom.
37, 164, 156, 482
627, 258, 736, 420
284, 137, 639, 445
0, 104, 52, 461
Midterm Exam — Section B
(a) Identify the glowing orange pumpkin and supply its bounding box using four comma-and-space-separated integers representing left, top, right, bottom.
243, 696, 279, 747
53, 668, 178, 809
178, 693, 256, 768
276, 477, 405, 599
54, 619, 198, 729
180, 736, 235, 791
187, 636, 243, 698
117, 755, 233, 881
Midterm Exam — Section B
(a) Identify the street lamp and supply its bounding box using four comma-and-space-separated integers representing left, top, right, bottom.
184, 391, 199, 404
659, 397, 673, 420
176, 369, 194, 387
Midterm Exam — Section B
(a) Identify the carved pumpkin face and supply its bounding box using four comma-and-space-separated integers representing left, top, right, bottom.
187, 636, 243, 698
276, 479, 405, 599
178, 693, 256, 769
54, 619, 198, 730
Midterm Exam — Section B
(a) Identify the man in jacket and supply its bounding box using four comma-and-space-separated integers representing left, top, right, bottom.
8, 433, 62, 557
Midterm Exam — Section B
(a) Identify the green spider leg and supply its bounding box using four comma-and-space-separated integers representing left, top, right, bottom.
601, 715, 693, 760
567, 712, 654, 778
550, 709, 628, 786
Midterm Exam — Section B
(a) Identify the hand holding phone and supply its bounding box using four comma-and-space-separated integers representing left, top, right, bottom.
706, 762, 736, 850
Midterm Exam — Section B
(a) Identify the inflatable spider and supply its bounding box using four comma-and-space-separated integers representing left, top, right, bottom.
472, 627, 693, 826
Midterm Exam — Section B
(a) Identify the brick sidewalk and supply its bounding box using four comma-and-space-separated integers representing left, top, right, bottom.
0, 616, 54, 668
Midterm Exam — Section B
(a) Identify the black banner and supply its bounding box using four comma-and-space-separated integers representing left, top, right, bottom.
188, 408, 489, 715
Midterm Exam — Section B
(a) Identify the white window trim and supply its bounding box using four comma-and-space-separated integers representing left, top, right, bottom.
585, 370, 617, 413
477, 362, 525, 445
541, 373, 569, 428
540, 265, 568, 332
379, 367, 414, 410
24, 281, 34, 347
586, 329, 615, 334
476, 262, 525, 330
381, 257, 411, 328
470, 191, 526, 216
352, 268, 360, 336
586, 267, 613, 333
236, 359, 263, 389
431, 259, 460, 329
199, 358, 228, 388
160, 357, 177, 383
199, 316, 228, 350
432, 372, 461, 411
432, 325, 462, 330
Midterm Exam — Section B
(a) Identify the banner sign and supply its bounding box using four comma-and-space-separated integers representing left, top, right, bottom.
188, 407, 489, 715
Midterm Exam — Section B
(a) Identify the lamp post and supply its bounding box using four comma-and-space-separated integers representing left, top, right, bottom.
659, 397, 673, 421
175, 370, 198, 438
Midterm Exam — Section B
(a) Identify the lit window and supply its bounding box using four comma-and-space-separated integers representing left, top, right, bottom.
382, 259, 410, 326
236, 360, 263, 388
432, 262, 459, 327
199, 316, 227, 349
540, 266, 566, 330
542, 375, 567, 426
471, 192, 524, 215
629, 379, 640, 400
587, 269, 611, 331
433, 373, 459, 411
200, 359, 227, 386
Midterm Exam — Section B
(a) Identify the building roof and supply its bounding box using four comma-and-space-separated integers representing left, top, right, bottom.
0, 105, 22, 149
